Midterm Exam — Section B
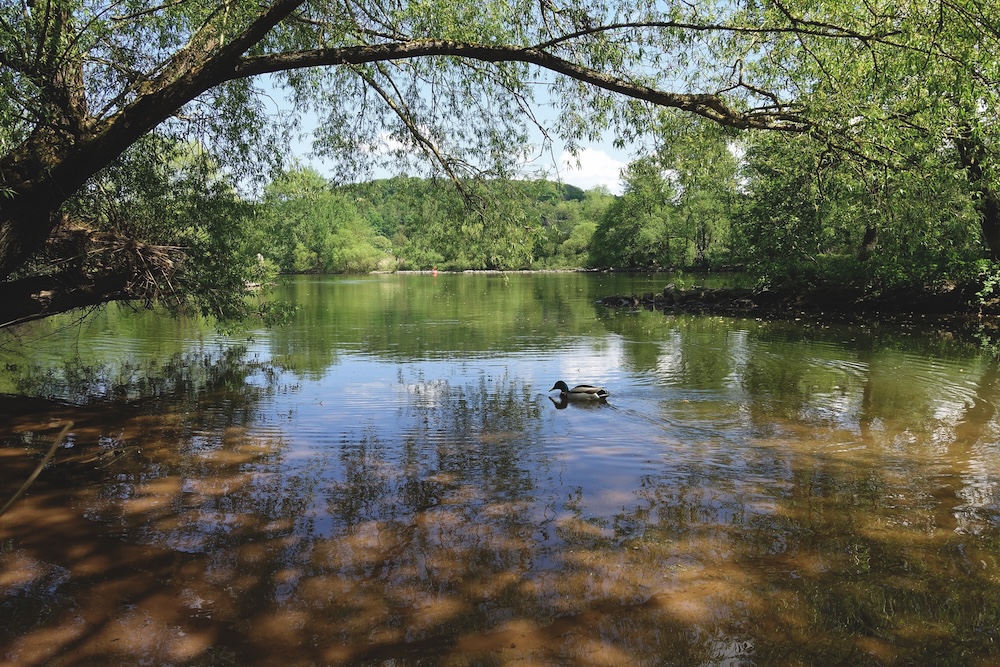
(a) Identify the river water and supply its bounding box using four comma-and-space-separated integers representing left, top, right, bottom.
2, 273, 1000, 666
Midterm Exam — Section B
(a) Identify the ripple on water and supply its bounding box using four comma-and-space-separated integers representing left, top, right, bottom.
7, 275, 1000, 666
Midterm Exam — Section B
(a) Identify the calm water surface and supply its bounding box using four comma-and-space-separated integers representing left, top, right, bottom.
3, 273, 1000, 666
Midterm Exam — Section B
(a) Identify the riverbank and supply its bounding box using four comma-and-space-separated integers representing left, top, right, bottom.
598, 281, 1000, 340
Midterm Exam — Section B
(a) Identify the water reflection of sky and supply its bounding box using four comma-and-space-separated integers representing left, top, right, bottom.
6, 274, 1000, 665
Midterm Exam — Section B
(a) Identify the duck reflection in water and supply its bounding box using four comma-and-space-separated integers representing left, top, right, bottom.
549, 395, 612, 409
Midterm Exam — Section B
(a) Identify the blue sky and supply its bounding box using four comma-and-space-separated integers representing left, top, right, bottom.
255, 59, 646, 195
272, 82, 631, 195
287, 126, 630, 194
548, 145, 628, 194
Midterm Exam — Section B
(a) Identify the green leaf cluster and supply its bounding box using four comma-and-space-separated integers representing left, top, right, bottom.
65, 134, 270, 322
255, 165, 389, 273
732, 130, 982, 290
590, 117, 738, 269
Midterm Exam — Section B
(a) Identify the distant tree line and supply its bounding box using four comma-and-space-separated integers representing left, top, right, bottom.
253, 168, 615, 273
49, 110, 990, 326
252, 111, 989, 293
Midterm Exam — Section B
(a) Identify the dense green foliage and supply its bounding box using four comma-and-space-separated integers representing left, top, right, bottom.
249, 107, 989, 286
589, 121, 739, 271
255, 166, 390, 273
3, 0, 1000, 325
251, 170, 617, 272
253, 116, 743, 274
79, 108, 994, 293
731, 131, 986, 290
63, 136, 271, 321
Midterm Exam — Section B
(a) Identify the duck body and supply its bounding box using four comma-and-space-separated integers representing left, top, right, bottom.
550, 380, 610, 400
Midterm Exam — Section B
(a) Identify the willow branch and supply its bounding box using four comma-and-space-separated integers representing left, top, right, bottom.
356, 63, 472, 197
230, 40, 810, 132
533, 18, 895, 51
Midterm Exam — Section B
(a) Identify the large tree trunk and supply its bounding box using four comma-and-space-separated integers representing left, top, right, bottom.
857, 224, 878, 261
0, 222, 184, 329
0, 271, 131, 329
0, 0, 307, 282
955, 126, 1000, 261
978, 194, 1000, 262
0, 0, 92, 279
0, 140, 93, 280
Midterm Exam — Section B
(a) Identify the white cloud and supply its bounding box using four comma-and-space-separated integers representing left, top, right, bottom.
362, 131, 408, 155
559, 148, 626, 194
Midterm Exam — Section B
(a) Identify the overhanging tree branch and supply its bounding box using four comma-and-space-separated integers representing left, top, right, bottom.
229, 40, 810, 132
532, 18, 898, 51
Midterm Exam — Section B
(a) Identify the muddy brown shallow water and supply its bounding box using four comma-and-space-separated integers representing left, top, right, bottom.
3, 274, 1000, 665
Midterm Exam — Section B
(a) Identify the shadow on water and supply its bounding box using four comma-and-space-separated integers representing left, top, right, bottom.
4, 373, 1000, 665
3, 276, 1000, 665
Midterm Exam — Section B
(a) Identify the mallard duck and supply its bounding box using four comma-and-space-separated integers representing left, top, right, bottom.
549, 380, 610, 400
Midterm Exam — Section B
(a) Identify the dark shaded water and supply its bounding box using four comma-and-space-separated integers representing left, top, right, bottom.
3, 273, 1000, 665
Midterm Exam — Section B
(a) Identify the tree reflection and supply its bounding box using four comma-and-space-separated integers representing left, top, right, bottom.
5, 300, 1000, 664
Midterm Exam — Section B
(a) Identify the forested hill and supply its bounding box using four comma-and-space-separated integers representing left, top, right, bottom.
253, 171, 616, 274
336, 176, 587, 244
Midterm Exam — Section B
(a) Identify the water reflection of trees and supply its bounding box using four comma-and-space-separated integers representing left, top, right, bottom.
596, 312, 1000, 663
1, 344, 284, 663
6, 321, 1000, 663
268, 274, 618, 375
326, 373, 543, 528
5, 342, 271, 403
191, 357, 1000, 664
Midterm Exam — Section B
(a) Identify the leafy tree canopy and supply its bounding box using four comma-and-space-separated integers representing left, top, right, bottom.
1, 0, 998, 326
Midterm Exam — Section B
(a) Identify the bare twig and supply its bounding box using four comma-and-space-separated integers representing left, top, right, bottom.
0, 421, 73, 519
